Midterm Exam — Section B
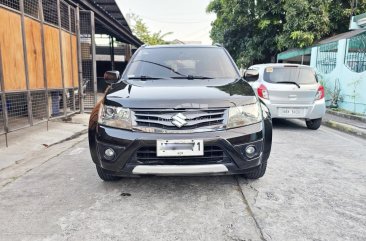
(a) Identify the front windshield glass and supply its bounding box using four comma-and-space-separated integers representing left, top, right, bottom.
125, 47, 239, 79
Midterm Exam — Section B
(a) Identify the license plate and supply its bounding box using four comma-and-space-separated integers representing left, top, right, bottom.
278, 108, 306, 117
156, 139, 204, 157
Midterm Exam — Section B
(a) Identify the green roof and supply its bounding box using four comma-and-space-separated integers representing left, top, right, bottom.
277, 47, 312, 60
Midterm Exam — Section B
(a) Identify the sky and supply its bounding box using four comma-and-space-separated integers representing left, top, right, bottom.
116, 0, 216, 44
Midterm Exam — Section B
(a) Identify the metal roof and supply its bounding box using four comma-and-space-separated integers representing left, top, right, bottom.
277, 47, 312, 60
277, 29, 366, 61
92, 0, 131, 32
75, 0, 142, 46
317, 29, 365, 45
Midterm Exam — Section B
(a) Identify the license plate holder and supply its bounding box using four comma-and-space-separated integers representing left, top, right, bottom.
156, 139, 204, 157
278, 107, 306, 117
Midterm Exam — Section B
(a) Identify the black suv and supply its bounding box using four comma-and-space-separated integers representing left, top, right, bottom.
88, 45, 272, 181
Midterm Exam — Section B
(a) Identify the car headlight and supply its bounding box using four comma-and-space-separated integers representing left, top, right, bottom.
227, 103, 262, 129
98, 104, 132, 129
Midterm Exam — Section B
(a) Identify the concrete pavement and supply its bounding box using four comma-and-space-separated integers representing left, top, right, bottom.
0, 114, 89, 186
0, 119, 365, 241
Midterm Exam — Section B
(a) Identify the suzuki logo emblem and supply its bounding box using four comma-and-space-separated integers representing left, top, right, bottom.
172, 113, 188, 128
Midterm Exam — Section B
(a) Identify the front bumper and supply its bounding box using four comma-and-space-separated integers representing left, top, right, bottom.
89, 121, 272, 176
261, 98, 326, 119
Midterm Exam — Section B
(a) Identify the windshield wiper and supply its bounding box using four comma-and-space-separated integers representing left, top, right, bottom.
276, 81, 300, 88
128, 76, 164, 81
171, 75, 214, 80
133, 60, 187, 77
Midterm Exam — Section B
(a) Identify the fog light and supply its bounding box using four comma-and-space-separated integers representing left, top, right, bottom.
245, 145, 256, 158
104, 148, 116, 160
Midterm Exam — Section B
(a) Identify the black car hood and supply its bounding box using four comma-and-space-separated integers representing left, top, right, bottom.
104, 79, 257, 108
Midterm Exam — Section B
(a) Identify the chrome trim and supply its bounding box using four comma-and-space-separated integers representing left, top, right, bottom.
132, 164, 229, 175
131, 108, 228, 133
131, 125, 226, 134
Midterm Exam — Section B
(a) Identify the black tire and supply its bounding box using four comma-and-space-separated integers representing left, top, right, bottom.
96, 165, 121, 181
306, 118, 322, 130
244, 157, 268, 179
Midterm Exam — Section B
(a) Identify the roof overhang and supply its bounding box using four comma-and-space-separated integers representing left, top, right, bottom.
76, 0, 143, 47
277, 47, 312, 61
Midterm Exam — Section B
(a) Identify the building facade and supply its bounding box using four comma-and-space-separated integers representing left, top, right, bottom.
0, 0, 142, 146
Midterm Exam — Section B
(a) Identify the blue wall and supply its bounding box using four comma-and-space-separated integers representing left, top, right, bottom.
310, 39, 366, 114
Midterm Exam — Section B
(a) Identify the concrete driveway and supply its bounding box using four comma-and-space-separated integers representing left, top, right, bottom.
0, 119, 365, 241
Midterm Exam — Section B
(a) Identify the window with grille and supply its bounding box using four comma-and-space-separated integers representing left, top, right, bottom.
345, 32, 366, 73
70, 7, 76, 33
316, 42, 338, 74
60, 1, 69, 31
24, 0, 39, 19
42, 0, 58, 26
0, 0, 20, 11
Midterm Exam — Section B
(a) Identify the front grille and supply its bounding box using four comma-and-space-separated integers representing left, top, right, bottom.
134, 146, 230, 165
132, 108, 226, 130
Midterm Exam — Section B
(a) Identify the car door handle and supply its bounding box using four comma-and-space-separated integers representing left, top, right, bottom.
288, 95, 297, 98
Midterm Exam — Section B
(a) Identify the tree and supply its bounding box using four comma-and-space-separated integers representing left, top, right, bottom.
207, 0, 366, 68
277, 0, 330, 50
207, 0, 283, 67
130, 14, 172, 45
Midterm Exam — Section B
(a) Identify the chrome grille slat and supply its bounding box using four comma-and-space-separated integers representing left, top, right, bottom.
132, 108, 227, 131
135, 117, 224, 127
134, 111, 225, 120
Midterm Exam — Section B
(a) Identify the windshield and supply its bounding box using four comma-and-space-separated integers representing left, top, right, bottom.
263, 66, 317, 85
125, 47, 239, 79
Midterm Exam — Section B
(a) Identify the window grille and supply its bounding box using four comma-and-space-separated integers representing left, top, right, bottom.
316, 42, 338, 74
345, 32, 366, 73
31, 91, 47, 124
60, 1, 69, 31
0, 0, 20, 11
5, 92, 30, 131
24, 0, 39, 18
42, 0, 58, 26
70, 7, 76, 33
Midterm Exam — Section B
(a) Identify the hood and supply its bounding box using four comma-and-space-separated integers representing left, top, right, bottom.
104, 79, 257, 108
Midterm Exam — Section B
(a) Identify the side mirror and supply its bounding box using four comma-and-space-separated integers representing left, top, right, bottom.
104, 71, 120, 85
243, 69, 259, 82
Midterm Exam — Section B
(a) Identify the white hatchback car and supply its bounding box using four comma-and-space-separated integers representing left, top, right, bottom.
244, 64, 326, 130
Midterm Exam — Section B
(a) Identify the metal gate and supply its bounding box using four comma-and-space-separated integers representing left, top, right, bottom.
79, 10, 97, 110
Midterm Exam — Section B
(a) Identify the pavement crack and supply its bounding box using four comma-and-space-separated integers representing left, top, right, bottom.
234, 176, 268, 241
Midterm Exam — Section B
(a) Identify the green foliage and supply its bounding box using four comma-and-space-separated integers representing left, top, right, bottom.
207, 0, 366, 68
130, 14, 172, 45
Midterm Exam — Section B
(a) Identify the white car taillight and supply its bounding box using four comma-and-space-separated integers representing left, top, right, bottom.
257, 84, 269, 99
315, 85, 325, 100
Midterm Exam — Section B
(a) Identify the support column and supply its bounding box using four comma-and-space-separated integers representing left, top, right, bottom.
38, 0, 51, 124
76, 6, 84, 113
20, 0, 33, 126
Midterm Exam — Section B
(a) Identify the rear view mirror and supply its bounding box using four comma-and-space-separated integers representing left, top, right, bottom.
244, 69, 259, 82
104, 71, 120, 85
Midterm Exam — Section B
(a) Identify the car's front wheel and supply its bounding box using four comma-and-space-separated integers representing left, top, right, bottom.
244, 157, 267, 179
96, 165, 121, 181
306, 118, 322, 130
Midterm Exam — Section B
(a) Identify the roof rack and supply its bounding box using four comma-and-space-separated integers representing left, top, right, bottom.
213, 43, 223, 47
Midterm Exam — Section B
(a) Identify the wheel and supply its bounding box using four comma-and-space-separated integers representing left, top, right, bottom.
306, 118, 322, 130
244, 157, 268, 179
96, 165, 121, 181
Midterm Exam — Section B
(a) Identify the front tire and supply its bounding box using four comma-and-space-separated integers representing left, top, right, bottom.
96, 165, 121, 181
244, 157, 268, 179
306, 118, 322, 130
